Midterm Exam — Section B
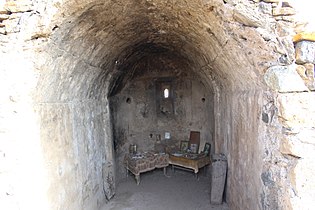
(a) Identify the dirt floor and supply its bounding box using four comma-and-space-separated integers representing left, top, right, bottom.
101, 168, 230, 210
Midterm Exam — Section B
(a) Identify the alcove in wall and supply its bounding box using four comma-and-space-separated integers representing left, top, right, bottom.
109, 49, 215, 180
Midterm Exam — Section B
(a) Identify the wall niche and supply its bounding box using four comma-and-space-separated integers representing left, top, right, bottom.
110, 54, 214, 180
156, 78, 174, 117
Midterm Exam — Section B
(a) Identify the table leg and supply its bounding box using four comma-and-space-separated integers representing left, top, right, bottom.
163, 166, 171, 178
135, 174, 140, 185
195, 172, 199, 180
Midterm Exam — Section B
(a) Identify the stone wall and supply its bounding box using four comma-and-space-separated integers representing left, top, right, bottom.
215, 90, 266, 209
1, 0, 315, 210
38, 101, 108, 210
257, 1, 315, 209
277, 93, 315, 209
217, 1, 315, 208
0, 2, 116, 208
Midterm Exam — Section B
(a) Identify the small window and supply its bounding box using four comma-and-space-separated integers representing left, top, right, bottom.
164, 88, 169, 98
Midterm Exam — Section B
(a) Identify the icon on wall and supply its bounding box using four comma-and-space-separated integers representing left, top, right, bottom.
165, 132, 171, 140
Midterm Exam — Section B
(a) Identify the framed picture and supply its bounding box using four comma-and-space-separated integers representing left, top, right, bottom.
180, 141, 189, 152
165, 132, 171, 140
203, 143, 211, 156
190, 143, 199, 154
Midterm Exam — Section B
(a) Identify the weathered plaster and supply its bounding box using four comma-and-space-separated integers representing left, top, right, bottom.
1, 0, 315, 210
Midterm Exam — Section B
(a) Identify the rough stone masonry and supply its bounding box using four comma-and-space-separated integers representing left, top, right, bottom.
0, 0, 315, 210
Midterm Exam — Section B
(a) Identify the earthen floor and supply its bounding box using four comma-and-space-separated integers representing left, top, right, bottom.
101, 168, 230, 210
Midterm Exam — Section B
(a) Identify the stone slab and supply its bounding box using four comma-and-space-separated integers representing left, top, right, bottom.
303, 63, 314, 78
272, 7, 296, 16
294, 64, 315, 90
233, 4, 264, 27
210, 154, 227, 205
293, 32, 315, 43
295, 41, 315, 64
278, 92, 315, 127
263, 0, 288, 2
280, 129, 315, 158
264, 65, 308, 92
290, 157, 315, 210
4, 0, 33, 13
259, 2, 272, 15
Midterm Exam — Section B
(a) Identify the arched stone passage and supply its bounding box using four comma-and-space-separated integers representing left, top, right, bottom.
35, 1, 278, 209
2, 0, 315, 210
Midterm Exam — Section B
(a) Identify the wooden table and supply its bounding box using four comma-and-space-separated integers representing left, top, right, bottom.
124, 152, 169, 185
169, 153, 211, 176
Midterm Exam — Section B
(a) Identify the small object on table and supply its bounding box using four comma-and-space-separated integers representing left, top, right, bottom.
180, 141, 189, 152
203, 143, 211, 156
129, 144, 137, 154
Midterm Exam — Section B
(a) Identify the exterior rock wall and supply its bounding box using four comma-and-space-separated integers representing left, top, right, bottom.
0, 14, 47, 209
224, 1, 315, 208
277, 93, 315, 209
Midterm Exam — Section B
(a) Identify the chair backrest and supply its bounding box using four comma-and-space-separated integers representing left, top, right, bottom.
189, 131, 200, 153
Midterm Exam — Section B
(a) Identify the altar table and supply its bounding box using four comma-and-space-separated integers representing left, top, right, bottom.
169, 153, 211, 175
124, 152, 169, 185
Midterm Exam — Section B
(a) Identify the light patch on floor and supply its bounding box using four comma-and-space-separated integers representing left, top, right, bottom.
101, 169, 229, 210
